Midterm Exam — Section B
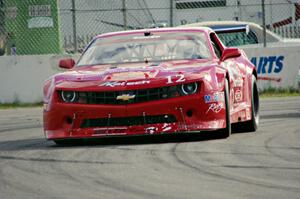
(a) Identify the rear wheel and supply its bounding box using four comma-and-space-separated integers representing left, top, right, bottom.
219, 79, 231, 138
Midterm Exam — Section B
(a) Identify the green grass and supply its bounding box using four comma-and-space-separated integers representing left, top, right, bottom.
0, 102, 43, 109
259, 87, 300, 98
260, 92, 300, 98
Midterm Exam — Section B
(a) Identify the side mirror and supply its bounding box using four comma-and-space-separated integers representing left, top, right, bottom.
59, 58, 75, 69
220, 48, 241, 62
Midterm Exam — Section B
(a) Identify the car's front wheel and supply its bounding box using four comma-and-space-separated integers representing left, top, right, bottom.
219, 78, 231, 138
233, 74, 259, 132
244, 75, 260, 132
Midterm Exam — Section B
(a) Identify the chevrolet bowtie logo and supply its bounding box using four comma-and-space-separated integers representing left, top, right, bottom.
116, 94, 136, 101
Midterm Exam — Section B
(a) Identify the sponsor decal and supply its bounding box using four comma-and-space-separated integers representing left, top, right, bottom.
206, 103, 224, 114
238, 110, 246, 119
213, 92, 221, 101
93, 127, 127, 135
246, 108, 251, 120
100, 81, 125, 87
234, 90, 242, 102
250, 56, 284, 75
100, 80, 150, 87
126, 80, 150, 86
145, 127, 157, 134
234, 78, 244, 87
204, 92, 224, 103
204, 95, 211, 103
162, 123, 172, 132
103, 69, 159, 79
111, 72, 154, 81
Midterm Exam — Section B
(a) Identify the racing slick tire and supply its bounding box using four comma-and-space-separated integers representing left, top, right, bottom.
219, 78, 231, 138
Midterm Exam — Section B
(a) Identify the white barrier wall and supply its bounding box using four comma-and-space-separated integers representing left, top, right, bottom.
242, 46, 300, 90
0, 46, 299, 103
0, 55, 78, 103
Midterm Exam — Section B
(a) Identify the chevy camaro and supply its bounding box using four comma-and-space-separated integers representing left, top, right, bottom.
43, 27, 259, 144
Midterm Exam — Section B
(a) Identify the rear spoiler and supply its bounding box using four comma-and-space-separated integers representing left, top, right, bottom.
209, 24, 250, 34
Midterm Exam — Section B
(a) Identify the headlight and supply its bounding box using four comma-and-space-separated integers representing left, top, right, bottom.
61, 91, 78, 103
181, 82, 198, 95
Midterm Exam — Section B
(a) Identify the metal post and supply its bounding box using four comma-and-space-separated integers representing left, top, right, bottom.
0, 0, 5, 44
0, 0, 5, 56
71, 0, 77, 53
262, 0, 267, 47
122, 0, 127, 30
0, 0, 4, 29
291, 2, 296, 38
170, 0, 173, 27
269, 0, 273, 31
237, 0, 241, 21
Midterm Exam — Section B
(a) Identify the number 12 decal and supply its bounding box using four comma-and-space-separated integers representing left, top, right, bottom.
166, 74, 186, 84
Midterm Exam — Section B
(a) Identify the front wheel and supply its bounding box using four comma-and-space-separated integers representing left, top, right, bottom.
234, 75, 259, 132
219, 79, 231, 138
244, 75, 260, 132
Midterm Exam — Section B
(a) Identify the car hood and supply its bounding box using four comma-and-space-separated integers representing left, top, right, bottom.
53, 59, 219, 91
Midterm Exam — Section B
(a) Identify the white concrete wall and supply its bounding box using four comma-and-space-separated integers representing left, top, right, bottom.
0, 54, 77, 103
242, 45, 300, 90
0, 46, 299, 103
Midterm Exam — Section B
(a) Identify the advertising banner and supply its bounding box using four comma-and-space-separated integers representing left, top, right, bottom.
242, 46, 300, 90
4, 0, 61, 55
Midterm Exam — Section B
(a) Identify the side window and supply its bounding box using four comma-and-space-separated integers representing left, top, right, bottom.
210, 33, 222, 58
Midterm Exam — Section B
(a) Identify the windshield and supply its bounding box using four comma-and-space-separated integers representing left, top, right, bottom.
77, 31, 212, 66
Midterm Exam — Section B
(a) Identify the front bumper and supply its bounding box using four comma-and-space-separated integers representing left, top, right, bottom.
44, 92, 226, 140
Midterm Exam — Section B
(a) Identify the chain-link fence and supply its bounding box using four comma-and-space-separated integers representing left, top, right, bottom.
1, 0, 300, 56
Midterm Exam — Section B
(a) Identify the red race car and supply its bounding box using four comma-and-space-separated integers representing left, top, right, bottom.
43, 27, 259, 144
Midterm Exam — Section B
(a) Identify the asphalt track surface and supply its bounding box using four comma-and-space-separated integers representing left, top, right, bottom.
0, 97, 300, 199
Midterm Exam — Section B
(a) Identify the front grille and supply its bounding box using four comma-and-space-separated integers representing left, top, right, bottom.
59, 82, 199, 105
81, 114, 177, 128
